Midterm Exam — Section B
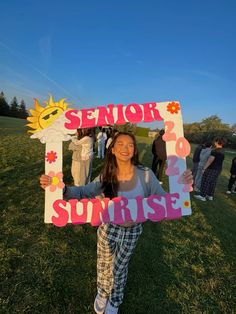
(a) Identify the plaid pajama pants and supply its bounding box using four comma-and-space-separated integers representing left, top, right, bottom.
200, 168, 221, 197
97, 223, 143, 307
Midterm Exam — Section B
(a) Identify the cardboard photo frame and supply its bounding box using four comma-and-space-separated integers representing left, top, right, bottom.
27, 96, 192, 227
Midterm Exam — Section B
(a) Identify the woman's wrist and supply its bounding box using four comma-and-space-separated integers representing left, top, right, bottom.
63, 185, 67, 195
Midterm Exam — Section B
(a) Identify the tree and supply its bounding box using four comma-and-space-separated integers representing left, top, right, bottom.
9, 97, 19, 118
0, 92, 10, 116
19, 99, 28, 119
200, 115, 230, 131
231, 123, 236, 134
184, 122, 201, 134
114, 122, 137, 133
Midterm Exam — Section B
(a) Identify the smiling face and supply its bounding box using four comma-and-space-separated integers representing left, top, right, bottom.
112, 134, 135, 162
27, 96, 70, 134
38, 107, 64, 129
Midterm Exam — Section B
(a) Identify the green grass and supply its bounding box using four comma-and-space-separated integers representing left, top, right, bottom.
0, 117, 236, 313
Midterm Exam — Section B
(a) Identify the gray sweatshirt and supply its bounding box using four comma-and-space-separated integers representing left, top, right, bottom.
64, 166, 165, 200
199, 148, 212, 168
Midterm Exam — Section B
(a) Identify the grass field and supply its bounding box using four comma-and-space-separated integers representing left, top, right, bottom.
0, 116, 236, 314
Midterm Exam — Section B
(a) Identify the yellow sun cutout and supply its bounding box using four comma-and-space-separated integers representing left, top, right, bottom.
27, 95, 70, 133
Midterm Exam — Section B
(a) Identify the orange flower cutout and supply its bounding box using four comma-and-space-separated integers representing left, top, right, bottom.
45, 151, 58, 163
47, 171, 65, 192
183, 200, 190, 208
167, 102, 180, 114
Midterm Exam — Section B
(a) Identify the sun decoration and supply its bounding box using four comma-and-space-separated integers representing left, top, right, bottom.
27, 95, 69, 133
45, 151, 58, 164
167, 102, 180, 114
47, 171, 65, 192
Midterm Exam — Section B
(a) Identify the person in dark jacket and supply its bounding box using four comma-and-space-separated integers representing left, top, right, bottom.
151, 129, 167, 184
226, 156, 236, 194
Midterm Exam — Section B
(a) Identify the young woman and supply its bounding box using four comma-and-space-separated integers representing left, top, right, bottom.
226, 156, 236, 194
40, 132, 193, 314
194, 138, 225, 201
68, 128, 94, 186
194, 142, 212, 192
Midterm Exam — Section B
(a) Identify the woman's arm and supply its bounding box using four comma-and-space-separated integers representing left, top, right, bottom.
68, 141, 81, 151
148, 168, 193, 195
202, 156, 215, 172
63, 180, 103, 199
40, 175, 103, 199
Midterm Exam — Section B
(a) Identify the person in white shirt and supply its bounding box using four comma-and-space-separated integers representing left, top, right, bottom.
97, 128, 107, 159
106, 129, 118, 151
69, 128, 94, 186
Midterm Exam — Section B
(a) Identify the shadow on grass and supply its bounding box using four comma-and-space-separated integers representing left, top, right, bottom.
0, 146, 107, 313
121, 222, 182, 314
189, 187, 236, 312
193, 189, 236, 265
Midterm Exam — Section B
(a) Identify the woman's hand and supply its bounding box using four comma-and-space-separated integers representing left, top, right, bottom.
181, 169, 193, 185
40, 175, 52, 190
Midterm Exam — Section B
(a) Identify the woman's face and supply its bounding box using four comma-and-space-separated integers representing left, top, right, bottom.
112, 134, 135, 162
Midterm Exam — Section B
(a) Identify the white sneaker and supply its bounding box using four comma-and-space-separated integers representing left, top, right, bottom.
226, 191, 231, 194
94, 294, 108, 314
206, 195, 213, 201
232, 190, 236, 194
194, 195, 206, 202
105, 301, 119, 314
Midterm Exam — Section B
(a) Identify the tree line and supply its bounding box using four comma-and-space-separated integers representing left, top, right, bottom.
0, 91, 29, 119
1, 91, 235, 149
184, 115, 236, 149
116, 116, 236, 149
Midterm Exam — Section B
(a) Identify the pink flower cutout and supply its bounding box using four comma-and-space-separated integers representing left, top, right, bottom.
47, 171, 65, 192
45, 151, 58, 163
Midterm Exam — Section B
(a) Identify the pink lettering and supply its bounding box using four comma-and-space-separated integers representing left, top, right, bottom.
64, 110, 80, 129
125, 104, 143, 123
70, 199, 87, 224
116, 104, 127, 125
146, 195, 166, 221
80, 108, 96, 128
113, 197, 133, 224
96, 105, 115, 126
164, 193, 182, 220
90, 198, 110, 226
135, 196, 146, 222
163, 121, 177, 142
52, 199, 69, 227
142, 102, 163, 122
166, 156, 180, 176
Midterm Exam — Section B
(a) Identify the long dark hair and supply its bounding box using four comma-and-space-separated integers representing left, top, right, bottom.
76, 129, 83, 140
100, 132, 141, 198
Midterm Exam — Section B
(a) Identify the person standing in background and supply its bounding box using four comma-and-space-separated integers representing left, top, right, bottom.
192, 143, 204, 180
194, 142, 212, 192
69, 128, 94, 186
226, 156, 236, 194
97, 127, 107, 159
194, 138, 225, 201
151, 129, 167, 184
106, 129, 118, 152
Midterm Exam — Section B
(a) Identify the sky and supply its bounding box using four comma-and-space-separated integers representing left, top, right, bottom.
0, 0, 235, 128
